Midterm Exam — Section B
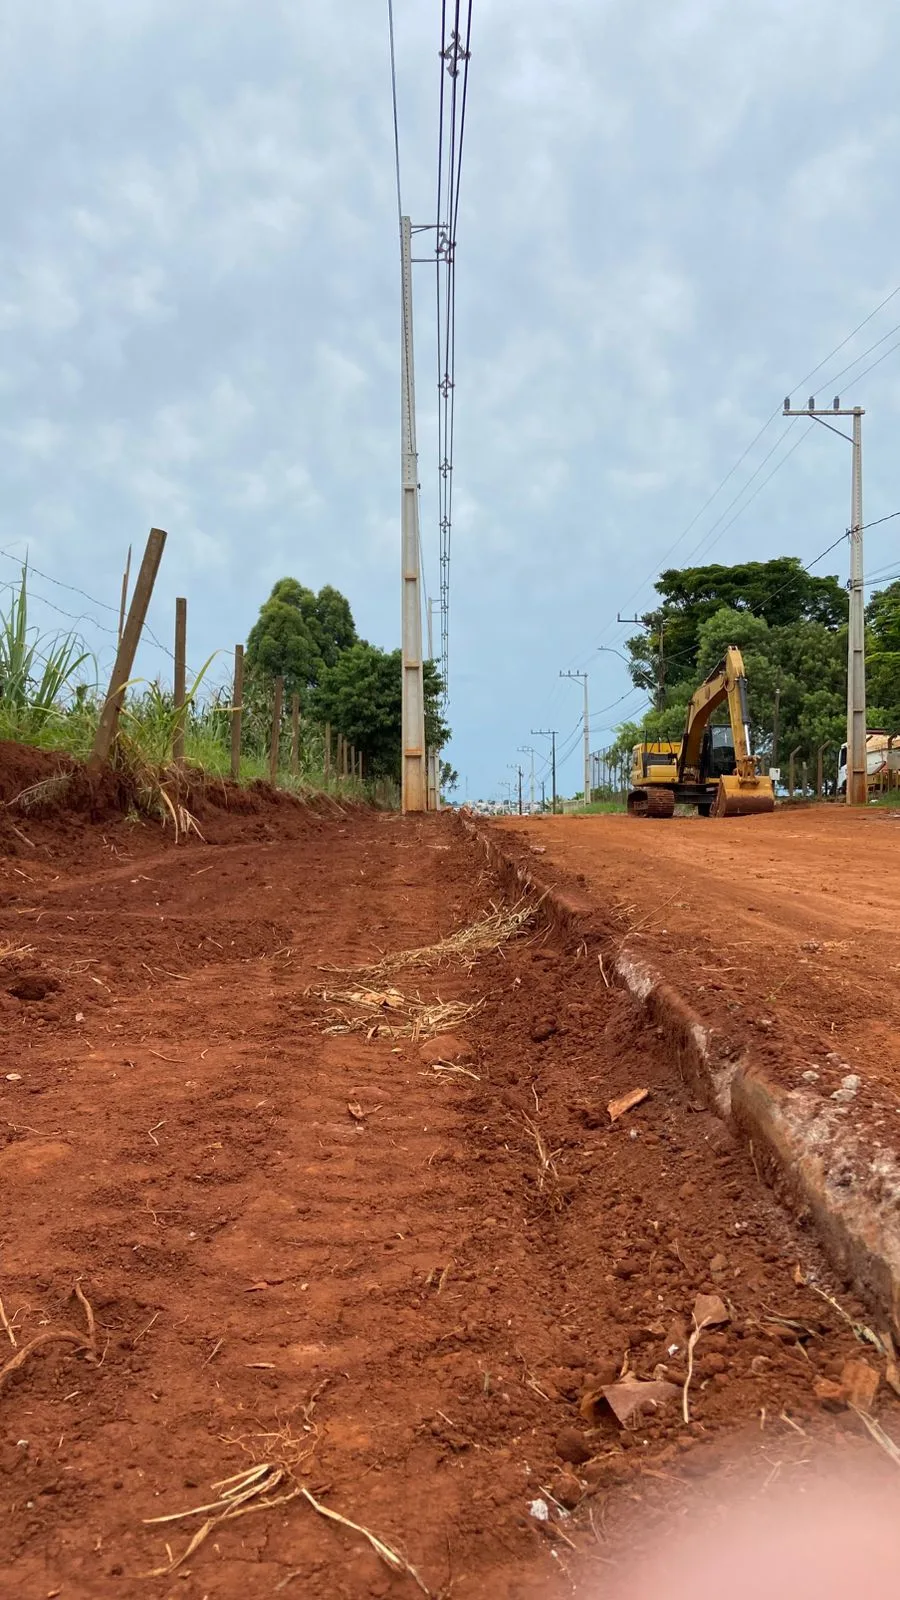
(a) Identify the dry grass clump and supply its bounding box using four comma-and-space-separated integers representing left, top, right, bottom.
314, 985, 482, 1042
339, 896, 540, 979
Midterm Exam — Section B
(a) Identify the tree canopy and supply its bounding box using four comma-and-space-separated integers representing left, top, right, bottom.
626, 558, 848, 702
246, 580, 357, 696
312, 643, 450, 780
866, 578, 900, 731
610, 558, 897, 781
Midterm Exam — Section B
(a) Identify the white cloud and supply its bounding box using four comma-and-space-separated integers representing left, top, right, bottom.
1, 0, 899, 792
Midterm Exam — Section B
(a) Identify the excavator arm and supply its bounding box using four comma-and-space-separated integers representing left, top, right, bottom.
679, 646, 774, 816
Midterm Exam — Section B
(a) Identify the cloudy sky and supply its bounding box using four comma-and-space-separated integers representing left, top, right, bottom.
2, 0, 900, 798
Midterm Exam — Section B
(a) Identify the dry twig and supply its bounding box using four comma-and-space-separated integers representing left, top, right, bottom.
0, 1298, 17, 1348
0, 1330, 86, 1391
522, 1113, 561, 1191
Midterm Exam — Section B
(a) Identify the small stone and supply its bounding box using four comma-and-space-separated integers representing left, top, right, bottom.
750, 1355, 771, 1376
801, 1069, 820, 1084
530, 1018, 558, 1043
709, 1253, 729, 1274
840, 1073, 861, 1092
555, 1427, 591, 1466
813, 1376, 845, 1408
840, 1357, 879, 1411
548, 1470, 583, 1510
613, 1260, 641, 1279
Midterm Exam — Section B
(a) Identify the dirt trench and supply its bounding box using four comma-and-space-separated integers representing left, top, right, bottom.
0, 798, 896, 1599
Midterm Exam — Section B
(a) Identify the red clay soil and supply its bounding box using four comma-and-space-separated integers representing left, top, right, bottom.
497, 807, 900, 1125
2, 754, 899, 1598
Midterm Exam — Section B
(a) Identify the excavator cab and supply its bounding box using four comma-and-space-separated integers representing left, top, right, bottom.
700, 725, 736, 782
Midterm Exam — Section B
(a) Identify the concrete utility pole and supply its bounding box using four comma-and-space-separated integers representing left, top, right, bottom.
400, 215, 427, 813
784, 395, 866, 805
614, 615, 665, 709
518, 745, 536, 814
532, 729, 557, 814
560, 670, 590, 809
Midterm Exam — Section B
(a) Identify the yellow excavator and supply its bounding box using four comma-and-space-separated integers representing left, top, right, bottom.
627, 646, 775, 819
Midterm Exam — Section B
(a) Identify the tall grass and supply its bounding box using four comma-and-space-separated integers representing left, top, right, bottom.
0, 567, 94, 732
0, 573, 386, 805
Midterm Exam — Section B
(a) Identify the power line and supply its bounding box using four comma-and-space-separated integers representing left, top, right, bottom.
602, 281, 900, 639
434, 0, 473, 701
684, 421, 817, 567
386, 0, 403, 236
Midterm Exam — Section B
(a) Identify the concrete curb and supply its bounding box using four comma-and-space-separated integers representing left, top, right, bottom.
464, 816, 900, 1341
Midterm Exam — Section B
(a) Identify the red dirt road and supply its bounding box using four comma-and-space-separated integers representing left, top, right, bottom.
498, 806, 900, 1115
2, 763, 899, 1598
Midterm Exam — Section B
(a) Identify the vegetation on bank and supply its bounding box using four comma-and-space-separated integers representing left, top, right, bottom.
0, 568, 457, 809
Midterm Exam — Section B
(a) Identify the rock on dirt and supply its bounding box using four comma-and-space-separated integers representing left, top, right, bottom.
530, 1017, 558, 1043
554, 1426, 592, 1466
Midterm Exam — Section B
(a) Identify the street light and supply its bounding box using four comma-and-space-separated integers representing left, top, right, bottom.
597, 645, 631, 666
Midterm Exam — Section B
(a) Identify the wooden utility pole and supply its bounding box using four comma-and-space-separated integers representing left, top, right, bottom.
89, 528, 166, 774
269, 676, 284, 784
173, 596, 187, 763
291, 694, 300, 776
230, 645, 244, 781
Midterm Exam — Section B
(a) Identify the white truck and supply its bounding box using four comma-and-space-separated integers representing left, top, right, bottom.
837, 731, 900, 796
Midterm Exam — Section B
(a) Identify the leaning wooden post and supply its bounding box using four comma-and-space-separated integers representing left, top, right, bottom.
269, 676, 284, 784
89, 527, 167, 774
290, 694, 300, 776
349, 743, 356, 781
358, 750, 364, 781
230, 645, 244, 781
172, 596, 187, 764
323, 722, 332, 783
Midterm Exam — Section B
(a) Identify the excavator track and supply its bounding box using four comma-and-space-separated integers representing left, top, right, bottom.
645, 788, 675, 818
627, 788, 675, 818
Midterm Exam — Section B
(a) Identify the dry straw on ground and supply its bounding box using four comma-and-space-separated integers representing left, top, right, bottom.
333, 897, 540, 979
314, 985, 482, 1042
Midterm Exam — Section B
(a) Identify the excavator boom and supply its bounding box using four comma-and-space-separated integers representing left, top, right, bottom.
679, 646, 774, 816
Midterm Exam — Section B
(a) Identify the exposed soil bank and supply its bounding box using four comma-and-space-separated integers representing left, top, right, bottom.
1, 798, 897, 1597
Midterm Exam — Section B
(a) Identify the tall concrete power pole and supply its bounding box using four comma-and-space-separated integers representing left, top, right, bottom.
783, 397, 866, 805
532, 728, 558, 814
518, 745, 536, 815
400, 215, 427, 813
560, 671, 590, 810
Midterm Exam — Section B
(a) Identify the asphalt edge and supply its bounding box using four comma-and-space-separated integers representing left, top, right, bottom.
463, 815, 900, 1342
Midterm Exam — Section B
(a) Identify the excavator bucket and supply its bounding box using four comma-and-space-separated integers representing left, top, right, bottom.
713, 774, 775, 817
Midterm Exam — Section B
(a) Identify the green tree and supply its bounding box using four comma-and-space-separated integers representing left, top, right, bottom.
312, 643, 450, 779
866, 579, 900, 730
626, 558, 847, 698
440, 761, 459, 796
245, 580, 358, 697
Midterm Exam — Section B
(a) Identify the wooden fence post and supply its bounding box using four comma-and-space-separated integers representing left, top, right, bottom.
291, 694, 300, 776
117, 544, 132, 647
270, 676, 284, 784
358, 750, 364, 781
349, 743, 355, 781
89, 527, 167, 774
173, 596, 187, 763
324, 722, 332, 781
230, 645, 244, 781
